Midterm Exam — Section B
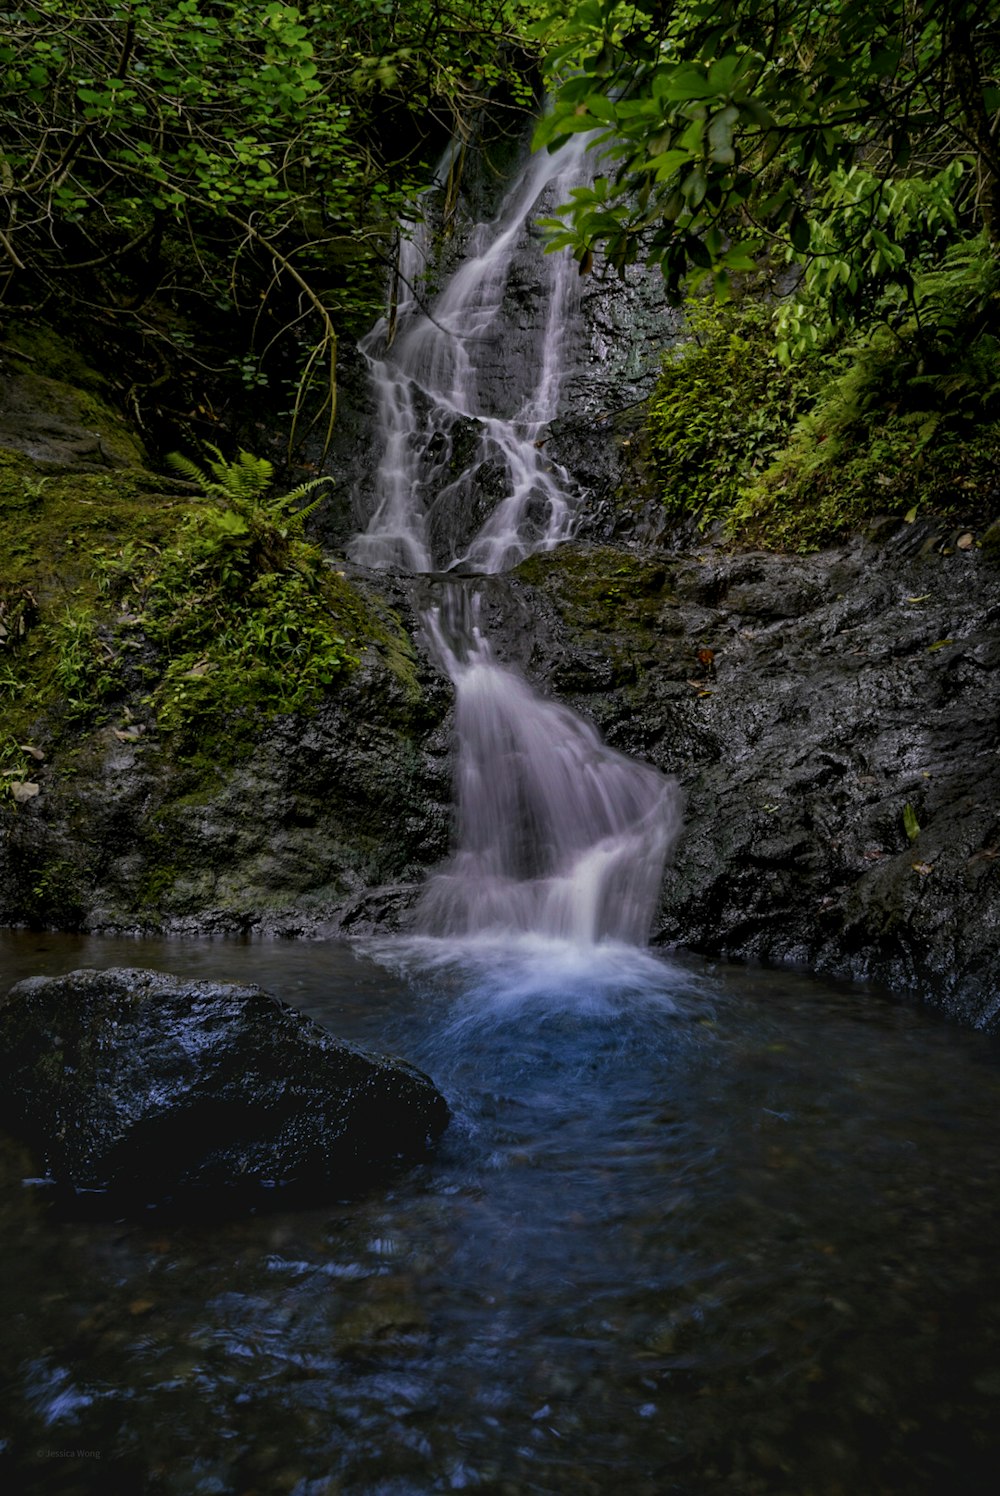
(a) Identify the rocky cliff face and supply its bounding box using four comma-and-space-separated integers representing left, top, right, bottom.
469, 527, 1000, 1029
0, 567, 454, 936
0, 334, 455, 935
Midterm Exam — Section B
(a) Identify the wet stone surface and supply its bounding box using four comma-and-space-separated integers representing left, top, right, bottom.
471, 531, 1000, 1030
0, 966, 448, 1211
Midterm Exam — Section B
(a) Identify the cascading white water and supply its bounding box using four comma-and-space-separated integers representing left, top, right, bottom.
349, 135, 594, 575
418, 595, 681, 948
351, 132, 683, 993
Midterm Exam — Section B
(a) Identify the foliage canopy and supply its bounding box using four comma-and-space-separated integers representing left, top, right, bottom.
0, 0, 540, 451
534, 0, 1000, 349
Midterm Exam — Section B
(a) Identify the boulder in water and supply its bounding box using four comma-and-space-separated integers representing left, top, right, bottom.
0, 967, 449, 1212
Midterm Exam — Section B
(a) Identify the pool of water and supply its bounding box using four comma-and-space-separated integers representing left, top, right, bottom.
1, 930, 999, 1494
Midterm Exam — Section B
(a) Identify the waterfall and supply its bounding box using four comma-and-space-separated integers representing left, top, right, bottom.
418, 595, 680, 948
349, 135, 593, 574
350, 130, 682, 981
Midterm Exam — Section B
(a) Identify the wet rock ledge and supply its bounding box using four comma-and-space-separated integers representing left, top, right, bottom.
0, 967, 449, 1215
480, 525, 1000, 1030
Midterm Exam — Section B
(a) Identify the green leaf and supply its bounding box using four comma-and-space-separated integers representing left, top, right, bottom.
654, 67, 717, 103
686, 234, 713, 269
788, 211, 811, 253
741, 97, 776, 129
640, 149, 691, 179
681, 166, 708, 209
585, 93, 617, 123
903, 804, 920, 842
708, 106, 738, 165
721, 241, 760, 271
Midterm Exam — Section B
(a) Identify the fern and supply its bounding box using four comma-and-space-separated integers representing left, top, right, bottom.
268, 479, 329, 533
166, 445, 330, 525
913, 235, 1000, 340
164, 444, 333, 589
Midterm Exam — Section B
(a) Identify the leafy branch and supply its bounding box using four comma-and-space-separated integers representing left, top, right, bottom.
0, 0, 545, 450
533, 0, 1000, 350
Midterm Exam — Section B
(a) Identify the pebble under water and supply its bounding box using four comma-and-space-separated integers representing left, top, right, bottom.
1, 932, 999, 1495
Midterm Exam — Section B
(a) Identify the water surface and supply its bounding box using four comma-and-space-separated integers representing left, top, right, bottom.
1, 930, 998, 1494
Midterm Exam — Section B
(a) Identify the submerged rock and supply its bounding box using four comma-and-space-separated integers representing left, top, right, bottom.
0, 967, 449, 1212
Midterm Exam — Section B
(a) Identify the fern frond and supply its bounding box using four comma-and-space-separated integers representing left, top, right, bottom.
166, 450, 211, 489
234, 449, 274, 499
167, 447, 330, 533
270, 475, 331, 522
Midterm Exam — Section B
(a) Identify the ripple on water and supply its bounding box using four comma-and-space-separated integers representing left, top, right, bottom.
1, 931, 1000, 1494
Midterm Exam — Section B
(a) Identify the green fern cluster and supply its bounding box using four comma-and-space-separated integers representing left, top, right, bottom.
167, 446, 329, 525
166, 442, 333, 583
167, 445, 331, 565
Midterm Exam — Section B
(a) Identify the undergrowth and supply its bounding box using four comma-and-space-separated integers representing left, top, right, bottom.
649, 237, 1000, 551
0, 444, 364, 756
647, 296, 822, 533
92, 448, 359, 744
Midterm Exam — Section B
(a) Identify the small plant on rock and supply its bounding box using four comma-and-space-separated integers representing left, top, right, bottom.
166, 445, 332, 583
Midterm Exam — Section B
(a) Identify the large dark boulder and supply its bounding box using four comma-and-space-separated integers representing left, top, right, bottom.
0, 967, 448, 1212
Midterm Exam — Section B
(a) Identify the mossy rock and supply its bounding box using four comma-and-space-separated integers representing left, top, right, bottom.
516, 545, 673, 640
1, 325, 148, 471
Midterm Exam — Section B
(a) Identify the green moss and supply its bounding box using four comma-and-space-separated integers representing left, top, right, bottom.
5, 323, 109, 392
3, 322, 149, 470
0, 451, 183, 599
518, 547, 670, 623
516, 546, 674, 684
138, 862, 183, 909
642, 242, 1000, 551
0, 419, 401, 762
733, 417, 1000, 551
346, 581, 425, 709
732, 320, 1000, 550
0, 446, 188, 741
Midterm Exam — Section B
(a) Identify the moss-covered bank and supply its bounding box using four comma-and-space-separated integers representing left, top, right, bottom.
1, 333, 451, 931
643, 246, 1000, 552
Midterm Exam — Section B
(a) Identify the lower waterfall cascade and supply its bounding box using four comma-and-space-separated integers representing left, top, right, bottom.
350, 133, 682, 968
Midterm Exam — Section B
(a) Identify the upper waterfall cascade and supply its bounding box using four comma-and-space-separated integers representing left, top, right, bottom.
350, 134, 682, 957
349, 135, 594, 575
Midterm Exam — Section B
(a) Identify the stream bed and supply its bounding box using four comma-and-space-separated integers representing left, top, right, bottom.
1, 931, 999, 1494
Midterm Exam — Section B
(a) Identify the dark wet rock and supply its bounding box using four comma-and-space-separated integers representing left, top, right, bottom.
0, 967, 449, 1211
560, 257, 684, 423
0, 360, 148, 471
483, 532, 1000, 1031
0, 568, 454, 936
